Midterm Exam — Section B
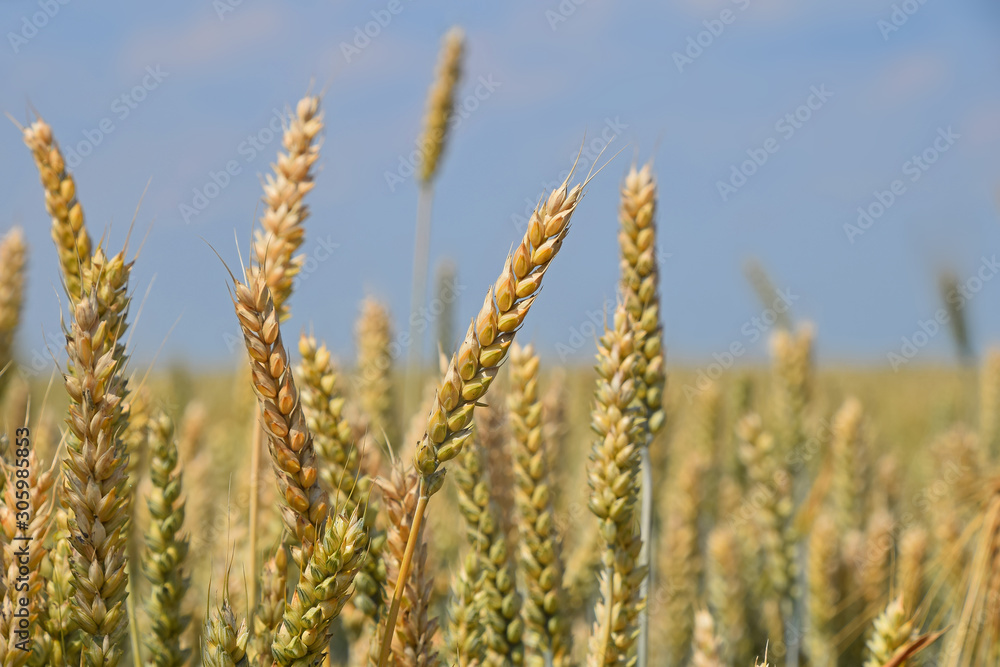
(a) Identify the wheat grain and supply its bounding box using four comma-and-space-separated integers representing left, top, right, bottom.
586, 305, 647, 667
141, 410, 192, 667
21, 117, 92, 299
507, 343, 571, 667
252, 95, 322, 321
203, 598, 249, 667
0, 227, 27, 402
230, 270, 328, 570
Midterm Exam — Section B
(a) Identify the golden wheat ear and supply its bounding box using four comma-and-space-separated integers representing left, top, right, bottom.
0, 227, 27, 403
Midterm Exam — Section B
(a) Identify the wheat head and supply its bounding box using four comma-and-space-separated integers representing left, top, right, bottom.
0, 227, 27, 401
418, 27, 465, 185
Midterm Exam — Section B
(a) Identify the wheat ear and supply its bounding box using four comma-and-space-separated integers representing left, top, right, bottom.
375, 464, 438, 667
830, 397, 866, 534
417, 26, 465, 186
62, 258, 134, 666
0, 227, 27, 401
41, 511, 79, 665
231, 270, 328, 570
806, 513, 839, 667
690, 610, 723, 667
508, 343, 571, 667
444, 549, 484, 667
0, 430, 56, 666
141, 411, 191, 667
981, 347, 1000, 460
21, 117, 92, 299
250, 548, 287, 667
706, 527, 749, 664
380, 176, 582, 667
770, 325, 814, 458
202, 598, 249, 667
586, 305, 647, 667
252, 95, 322, 321
896, 527, 927, 617
297, 332, 384, 634
660, 453, 703, 664
357, 297, 397, 449
863, 596, 914, 667
271, 511, 367, 666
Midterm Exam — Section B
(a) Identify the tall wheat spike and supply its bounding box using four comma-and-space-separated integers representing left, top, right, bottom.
770, 326, 813, 460
896, 527, 927, 616
417, 27, 465, 186
357, 297, 397, 450
230, 269, 328, 570
62, 247, 134, 666
380, 176, 583, 666
0, 227, 27, 401
21, 117, 92, 300
444, 549, 484, 667
829, 397, 866, 535
453, 427, 525, 666
141, 411, 191, 667
507, 343, 571, 667
252, 95, 322, 322
586, 305, 647, 666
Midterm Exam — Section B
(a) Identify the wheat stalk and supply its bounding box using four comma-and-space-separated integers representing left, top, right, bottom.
230, 270, 328, 571
0, 227, 27, 402
141, 410, 192, 667
507, 343, 571, 667
586, 305, 647, 667
252, 95, 322, 322
271, 511, 367, 666
21, 117, 92, 299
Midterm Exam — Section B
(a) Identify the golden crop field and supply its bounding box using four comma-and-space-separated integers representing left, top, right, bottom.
1, 21, 998, 667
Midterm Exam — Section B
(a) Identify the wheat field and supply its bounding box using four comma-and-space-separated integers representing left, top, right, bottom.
2, 22, 999, 667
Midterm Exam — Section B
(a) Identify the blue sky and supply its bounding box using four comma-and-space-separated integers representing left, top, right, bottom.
2, 0, 1000, 375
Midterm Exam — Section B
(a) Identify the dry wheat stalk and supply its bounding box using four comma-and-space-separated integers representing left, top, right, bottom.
62, 284, 133, 666
863, 596, 914, 667
251, 548, 287, 667
252, 95, 322, 321
0, 227, 27, 402
375, 464, 438, 667
203, 598, 249, 667
271, 511, 367, 666
357, 298, 397, 450
617, 163, 665, 437
830, 397, 866, 535
141, 411, 191, 667
230, 270, 328, 570
586, 305, 647, 667
21, 117, 92, 299
507, 343, 571, 667
706, 528, 749, 664
660, 453, 703, 665
418, 27, 465, 185
806, 513, 839, 667
689, 611, 722, 667
453, 428, 525, 667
